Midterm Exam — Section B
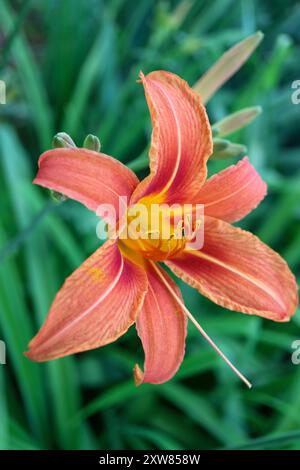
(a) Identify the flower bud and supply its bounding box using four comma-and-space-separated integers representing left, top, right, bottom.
194, 31, 264, 103
50, 132, 75, 201
50, 190, 68, 203
212, 106, 262, 137
83, 134, 101, 152
211, 139, 247, 160
52, 132, 76, 149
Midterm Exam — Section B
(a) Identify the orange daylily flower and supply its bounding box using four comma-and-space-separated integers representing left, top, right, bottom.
26, 71, 298, 387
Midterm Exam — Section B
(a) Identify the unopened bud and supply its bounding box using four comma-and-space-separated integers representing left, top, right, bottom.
194, 31, 264, 103
50, 132, 75, 202
211, 139, 247, 160
50, 190, 68, 203
52, 132, 76, 149
83, 134, 101, 152
212, 106, 262, 137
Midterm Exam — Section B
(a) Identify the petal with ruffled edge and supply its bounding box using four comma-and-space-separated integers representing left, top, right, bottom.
166, 217, 298, 322
25, 239, 148, 361
131, 71, 212, 204
197, 157, 267, 222
34, 148, 139, 221
134, 262, 187, 385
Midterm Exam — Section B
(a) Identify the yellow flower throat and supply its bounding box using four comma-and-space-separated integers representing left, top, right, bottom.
119, 197, 187, 261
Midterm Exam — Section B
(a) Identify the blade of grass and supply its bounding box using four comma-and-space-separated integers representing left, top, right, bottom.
0, 0, 34, 71
62, 17, 115, 136
125, 426, 183, 450
0, 226, 49, 444
0, 368, 9, 449
159, 382, 244, 445
223, 429, 300, 450
0, 0, 53, 148
0, 125, 85, 449
234, 34, 293, 111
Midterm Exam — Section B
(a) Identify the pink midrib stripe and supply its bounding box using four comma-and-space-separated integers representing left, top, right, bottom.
203, 173, 260, 209
35, 175, 123, 201
154, 81, 182, 194
185, 250, 286, 312
35, 253, 125, 351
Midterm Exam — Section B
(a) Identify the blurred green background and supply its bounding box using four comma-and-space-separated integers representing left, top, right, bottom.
0, 0, 300, 451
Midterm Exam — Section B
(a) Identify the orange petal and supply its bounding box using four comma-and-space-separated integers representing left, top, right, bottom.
131, 71, 212, 204
25, 239, 148, 361
166, 217, 298, 322
34, 148, 139, 220
134, 262, 187, 385
197, 157, 267, 222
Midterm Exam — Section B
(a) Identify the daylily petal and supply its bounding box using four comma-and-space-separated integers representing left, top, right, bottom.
197, 157, 267, 222
134, 262, 187, 384
131, 71, 212, 204
166, 217, 298, 322
25, 239, 148, 361
34, 148, 139, 221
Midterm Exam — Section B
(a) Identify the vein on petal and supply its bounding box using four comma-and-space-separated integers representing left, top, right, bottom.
203, 174, 258, 208
186, 249, 286, 312
153, 80, 182, 195
33, 250, 125, 350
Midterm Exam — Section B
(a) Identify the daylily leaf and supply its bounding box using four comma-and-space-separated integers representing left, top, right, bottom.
212, 106, 262, 137
193, 31, 264, 103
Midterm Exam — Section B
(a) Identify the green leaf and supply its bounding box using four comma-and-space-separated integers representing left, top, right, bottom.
223, 429, 300, 450
0, 0, 53, 148
159, 383, 244, 445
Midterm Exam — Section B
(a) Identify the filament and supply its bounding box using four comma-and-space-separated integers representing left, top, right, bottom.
150, 261, 252, 388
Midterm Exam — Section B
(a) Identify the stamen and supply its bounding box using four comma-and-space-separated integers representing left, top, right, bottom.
150, 261, 252, 388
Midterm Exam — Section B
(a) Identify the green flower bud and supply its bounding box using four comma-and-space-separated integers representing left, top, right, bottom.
211, 139, 247, 160
50, 190, 68, 203
50, 132, 75, 202
194, 31, 264, 104
52, 132, 76, 149
83, 134, 101, 152
212, 106, 262, 137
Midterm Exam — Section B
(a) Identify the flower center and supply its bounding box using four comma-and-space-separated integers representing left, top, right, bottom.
119, 197, 187, 261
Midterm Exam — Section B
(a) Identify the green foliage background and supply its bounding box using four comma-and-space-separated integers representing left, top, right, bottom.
0, 0, 300, 450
